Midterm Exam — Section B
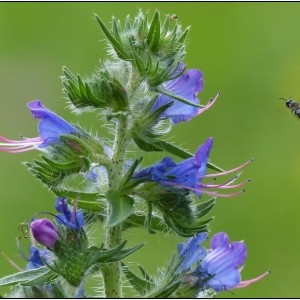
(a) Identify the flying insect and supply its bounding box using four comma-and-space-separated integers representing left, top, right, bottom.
279, 97, 300, 119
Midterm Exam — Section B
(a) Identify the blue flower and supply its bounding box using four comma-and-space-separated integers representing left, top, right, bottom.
195, 232, 247, 292
27, 100, 78, 148
25, 245, 52, 270
177, 232, 207, 273
55, 197, 85, 231
0, 100, 77, 153
177, 232, 269, 293
134, 137, 252, 198
151, 63, 204, 124
134, 137, 213, 197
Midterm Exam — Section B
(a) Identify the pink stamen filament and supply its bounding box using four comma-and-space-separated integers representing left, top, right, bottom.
200, 178, 250, 189
0, 136, 43, 153
197, 92, 220, 116
202, 158, 254, 178
236, 271, 270, 289
162, 180, 246, 198
198, 189, 245, 198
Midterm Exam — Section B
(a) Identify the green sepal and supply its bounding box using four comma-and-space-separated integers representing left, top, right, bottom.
147, 10, 161, 52
123, 213, 165, 233
163, 214, 212, 237
0, 266, 52, 287
196, 198, 216, 219
86, 241, 143, 266
122, 263, 154, 295
120, 157, 143, 189
106, 190, 134, 227
149, 280, 181, 298
95, 14, 127, 59
107, 243, 143, 262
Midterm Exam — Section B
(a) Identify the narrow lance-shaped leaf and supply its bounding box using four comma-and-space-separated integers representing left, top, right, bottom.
156, 85, 205, 109
95, 14, 128, 59
0, 267, 50, 287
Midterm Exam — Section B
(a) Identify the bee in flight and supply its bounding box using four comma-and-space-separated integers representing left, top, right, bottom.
279, 97, 300, 119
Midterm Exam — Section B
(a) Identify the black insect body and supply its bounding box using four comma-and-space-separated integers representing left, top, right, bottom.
279, 98, 300, 119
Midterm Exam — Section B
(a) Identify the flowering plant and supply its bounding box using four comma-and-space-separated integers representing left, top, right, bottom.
0, 10, 268, 298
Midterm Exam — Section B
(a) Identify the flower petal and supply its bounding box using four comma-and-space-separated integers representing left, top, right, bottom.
27, 100, 77, 147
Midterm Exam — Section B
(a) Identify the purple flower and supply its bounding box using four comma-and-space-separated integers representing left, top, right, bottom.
134, 137, 213, 197
134, 137, 252, 198
177, 232, 269, 293
0, 100, 77, 153
30, 219, 58, 249
55, 197, 85, 231
177, 232, 207, 273
195, 232, 247, 292
151, 64, 203, 124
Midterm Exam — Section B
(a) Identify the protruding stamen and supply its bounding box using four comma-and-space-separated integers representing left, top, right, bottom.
201, 178, 250, 189
236, 271, 270, 289
197, 92, 220, 116
201, 189, 246, 198
0, 136, 43, 153
203, 158, 254, 178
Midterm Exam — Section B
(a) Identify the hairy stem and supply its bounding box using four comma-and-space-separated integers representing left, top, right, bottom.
103, 115, 129, 298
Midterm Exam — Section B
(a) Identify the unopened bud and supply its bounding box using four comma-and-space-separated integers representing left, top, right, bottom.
31, 219, 58, 249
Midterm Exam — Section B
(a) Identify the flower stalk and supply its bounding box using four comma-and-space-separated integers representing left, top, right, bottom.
103, 115, 130, 298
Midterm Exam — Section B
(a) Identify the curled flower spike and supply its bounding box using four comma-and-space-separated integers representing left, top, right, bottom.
0, 100, 78, 153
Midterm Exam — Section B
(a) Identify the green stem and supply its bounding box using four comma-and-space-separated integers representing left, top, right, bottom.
103, 115, 129, 298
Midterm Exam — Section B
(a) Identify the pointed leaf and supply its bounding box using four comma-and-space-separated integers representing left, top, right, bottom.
150, 280, 181, 298
156, 85, 203, 108
0, 267, 49, 286
21, 269, 58, 286
95, 15, 127, 59
122, 263, 154, 295
106, 191, 134, 227
196, 198, 216, 219
108, 243, 143, 262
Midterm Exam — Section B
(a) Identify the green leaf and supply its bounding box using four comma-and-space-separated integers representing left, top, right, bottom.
52, 187, 104, 204
123, 213, 165, 233
156, 85, 204, 109
108, 243, 143, 262
21, 269, 58, 286
133, 138, 224, 172
106, 190, 134, 227
95, 14, 127, 59
122, 263, 154, 295
0, 267, 50, 286
120, 157, 143, 189
151, 280, 181, 298
196, 198, 216, 219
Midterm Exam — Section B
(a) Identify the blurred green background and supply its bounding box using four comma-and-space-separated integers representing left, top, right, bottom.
0, 2, 300, 298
